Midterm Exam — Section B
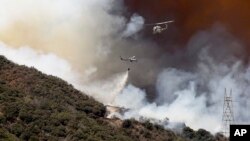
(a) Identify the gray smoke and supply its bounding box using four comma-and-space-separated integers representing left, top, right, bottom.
112, 26, 250, 133
122, 14, 144, 37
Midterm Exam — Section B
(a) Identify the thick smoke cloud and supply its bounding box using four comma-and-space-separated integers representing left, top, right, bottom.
112, 26, 250, 133
0, 0, 126, 72
125, 0, 250, 50
0, 0, 161, 87
0, 0, 250, 134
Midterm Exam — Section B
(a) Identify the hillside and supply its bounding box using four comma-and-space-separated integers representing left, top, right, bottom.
0, 55, 227, 141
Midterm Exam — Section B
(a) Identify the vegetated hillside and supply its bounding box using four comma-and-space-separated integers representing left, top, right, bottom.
0, 55, 227, 141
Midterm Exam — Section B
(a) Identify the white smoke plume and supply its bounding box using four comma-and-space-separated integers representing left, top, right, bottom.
0, 42, 82, 85
122, 14, 145, 37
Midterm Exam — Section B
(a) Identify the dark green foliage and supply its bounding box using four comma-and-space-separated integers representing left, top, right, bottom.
0, 128, 8, 138
29, 136, 39, 141
20, 130, 33, 141
183, 127, 195, 139
193, 129, 215, 141
143, 120, 154, 130
182, 127, 224, 141
122, 119, 132, 128
51, 126, 66, 137
154, 124, 164, 131
215, 133, 228, 141
0, 116, 6, 124
3, 103, 20, 120
19, 109, 35, 124
10, 123, 24, 137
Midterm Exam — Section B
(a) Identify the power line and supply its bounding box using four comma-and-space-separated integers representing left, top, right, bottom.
222, 88, 235, 137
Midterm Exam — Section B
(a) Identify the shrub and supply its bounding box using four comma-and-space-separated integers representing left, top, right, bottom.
144, 131, 151, 138
182, 127, 195, 139
0, 128, 8, 138
0, 115, 6, 124
194, 129, 215, 141
29, 136, 39, 141
4, 103, 20, 120
155, 124, 164, 131
122, 120, 132, 128
143, 121, 153, 130
19, 110, 35, 123
52, 126, 67, 137
20, 130, 33, 141
10, 123, 24, 137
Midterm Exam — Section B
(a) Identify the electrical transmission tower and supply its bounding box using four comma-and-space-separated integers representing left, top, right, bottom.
222, 88, 235, 137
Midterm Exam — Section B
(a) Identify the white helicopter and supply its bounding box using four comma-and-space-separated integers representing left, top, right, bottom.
146, 20, 174, 34
120, 56, 137, 62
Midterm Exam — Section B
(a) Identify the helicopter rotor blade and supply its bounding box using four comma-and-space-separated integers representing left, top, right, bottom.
145, 20, 174, 26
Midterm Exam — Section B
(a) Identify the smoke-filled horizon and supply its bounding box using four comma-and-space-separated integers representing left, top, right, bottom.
0, 0, 250, 134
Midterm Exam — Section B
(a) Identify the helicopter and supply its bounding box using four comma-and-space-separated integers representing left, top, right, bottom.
146, 20, 174, 34
120, 56, 137, 62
